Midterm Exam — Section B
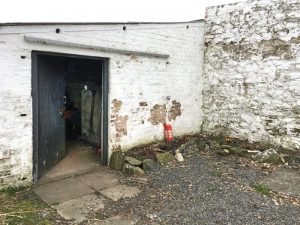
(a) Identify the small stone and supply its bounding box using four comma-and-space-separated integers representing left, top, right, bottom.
123, 163, 144, 176
262, 163, 271, 169
159, 143, 168, 150
208, 140, 220, 150
216, 149, 230, 156
287, 155, 300, 167
142, 159, 159, 171
203, 142, 210, 151
136, 177, 148, 184
220, 145, 232, 149
218, 145, 248, 156
279, 155, 285, 164
125, 156, 142, 166
252, 148, 281, 165
95, 215, 140, 225
156, 152, 175, 166
186, 148, 195, 155
229, 146, 248, 156
175, 152, 184, 162
159, 142, 176, 151
146, 214, 158, 220
109, 151, 124, 171
177, 139, 199, 154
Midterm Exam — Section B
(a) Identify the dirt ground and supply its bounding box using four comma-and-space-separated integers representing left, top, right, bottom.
97, 136, 300, 225
1, 135, 300, 225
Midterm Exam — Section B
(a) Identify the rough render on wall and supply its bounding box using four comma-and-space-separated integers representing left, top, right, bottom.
203, 0, 300, 150
0, 21, 205, 187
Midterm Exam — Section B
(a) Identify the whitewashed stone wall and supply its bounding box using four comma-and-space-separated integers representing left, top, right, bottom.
203, 0, 300, 150
0, 21, 205, 187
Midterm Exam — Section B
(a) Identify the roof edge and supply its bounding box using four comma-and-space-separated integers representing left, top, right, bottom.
0, 20, 204, 26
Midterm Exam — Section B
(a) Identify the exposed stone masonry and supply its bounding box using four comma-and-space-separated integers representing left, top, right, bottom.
203, 0, 300, 150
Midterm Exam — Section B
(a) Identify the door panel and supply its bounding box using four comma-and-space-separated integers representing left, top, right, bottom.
37, 55, 65, 178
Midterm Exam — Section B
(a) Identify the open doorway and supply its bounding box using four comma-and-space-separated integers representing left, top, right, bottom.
32, 51, 109, 183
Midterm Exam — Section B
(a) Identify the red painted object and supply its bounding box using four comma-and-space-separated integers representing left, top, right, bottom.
164, 123, 173, 142
63, 111, 73, 119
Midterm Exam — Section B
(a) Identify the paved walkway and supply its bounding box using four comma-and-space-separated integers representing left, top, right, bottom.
262, 167, 300, 197
38, 141, 101, 185
33, 168, 141, 224
31, 140, 300, 224
32, 142, 142, 224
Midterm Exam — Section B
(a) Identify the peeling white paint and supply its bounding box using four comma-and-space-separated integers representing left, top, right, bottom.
0, 22, 205, 187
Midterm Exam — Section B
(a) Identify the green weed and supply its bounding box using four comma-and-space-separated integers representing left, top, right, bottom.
253, 183, 271, 196
0, 186, 27, 196
212, 169, 223, 177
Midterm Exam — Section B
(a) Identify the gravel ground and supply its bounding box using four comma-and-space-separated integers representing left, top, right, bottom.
96, 149, 300, 225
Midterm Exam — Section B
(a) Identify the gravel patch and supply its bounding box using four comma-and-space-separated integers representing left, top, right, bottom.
96, 151, 300, 225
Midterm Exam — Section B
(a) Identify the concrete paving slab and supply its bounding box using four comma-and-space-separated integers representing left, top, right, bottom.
99, 184, 141, 201
79, 171, 119, 191
262, 167, 300, 197
33, 177, 94, 205
54, 193, 105, 223
92, 215, 139, 225
38, 141, 101, 184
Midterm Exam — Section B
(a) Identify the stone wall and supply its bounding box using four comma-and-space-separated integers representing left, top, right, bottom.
0, 21, 205, 188
203, 0, 300, 150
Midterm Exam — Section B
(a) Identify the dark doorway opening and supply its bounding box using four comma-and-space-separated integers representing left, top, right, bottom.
32, 51, 109, 183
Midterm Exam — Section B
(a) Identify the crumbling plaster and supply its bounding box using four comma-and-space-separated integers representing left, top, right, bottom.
2, 0, 300, 188
0, 22, 205, 188
203, 0, 300, 150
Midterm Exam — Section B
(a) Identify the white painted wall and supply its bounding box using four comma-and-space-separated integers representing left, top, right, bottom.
203, 0, 300, 150
0, 21, 205, 187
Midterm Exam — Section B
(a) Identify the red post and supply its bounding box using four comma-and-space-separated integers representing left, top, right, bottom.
164, 123, 173, 142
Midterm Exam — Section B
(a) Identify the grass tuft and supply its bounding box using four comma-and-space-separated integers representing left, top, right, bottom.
0, 186, 27, 196
253, 183, 271, 196
212, 169, 223, 177
0, 186, 59, 225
